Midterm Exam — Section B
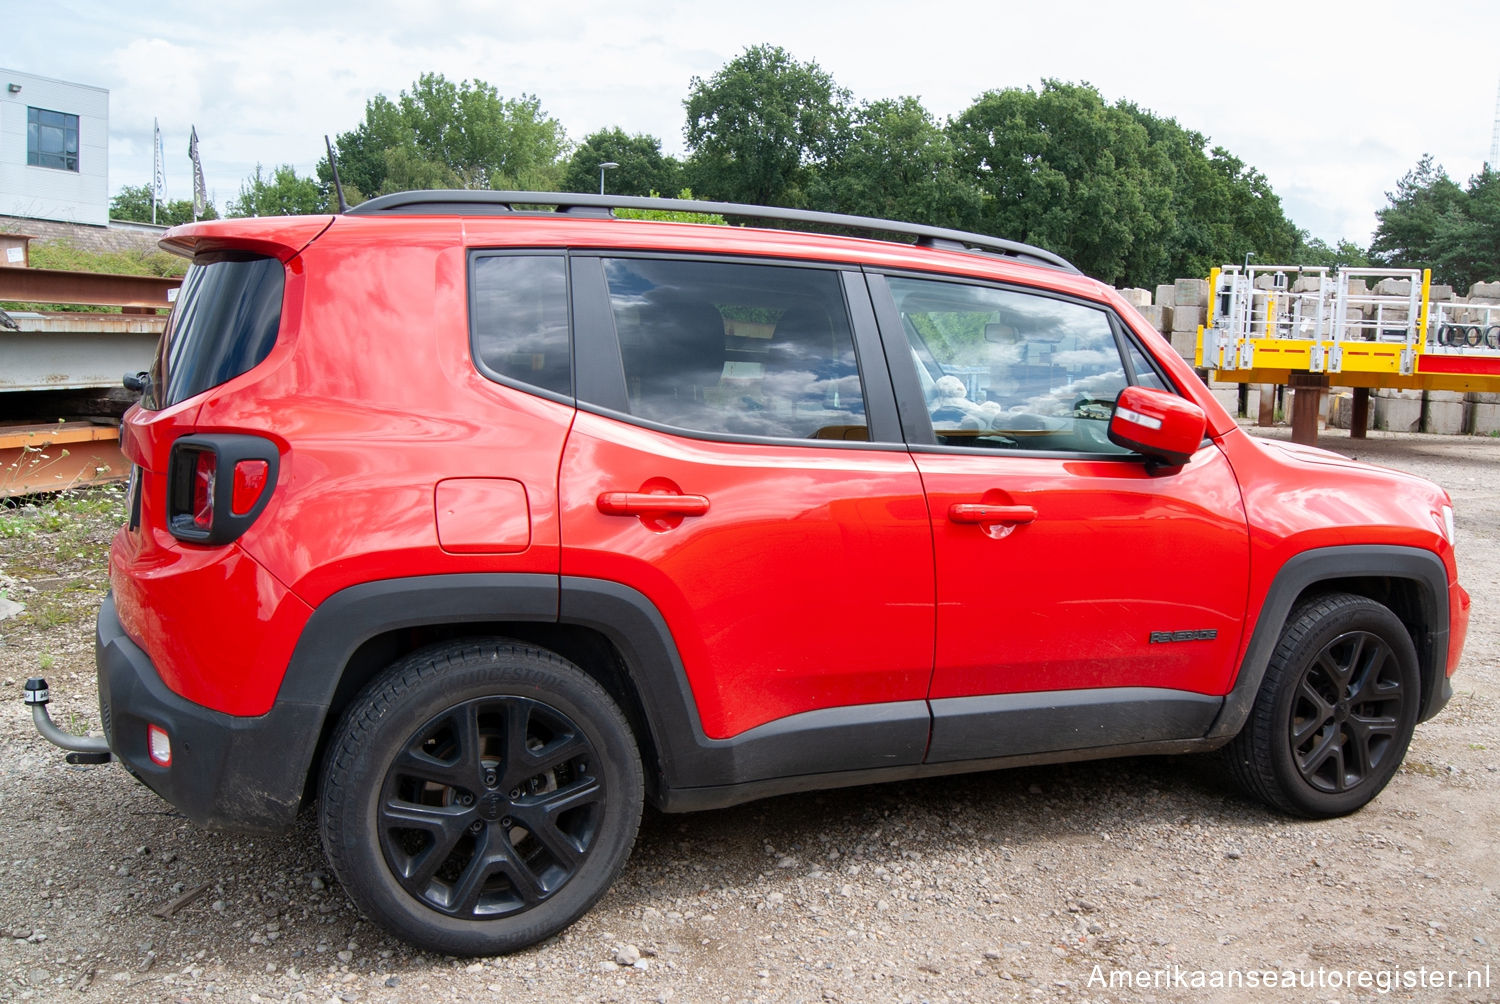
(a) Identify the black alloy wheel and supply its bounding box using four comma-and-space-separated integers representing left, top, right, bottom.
320, 640, 643, 955
1287, 628, 1405, 795
1226, 592, 1420, 818
378, 695, 604, 919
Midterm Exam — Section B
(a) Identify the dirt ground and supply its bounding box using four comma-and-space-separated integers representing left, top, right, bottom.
1, 427, 1496, 1003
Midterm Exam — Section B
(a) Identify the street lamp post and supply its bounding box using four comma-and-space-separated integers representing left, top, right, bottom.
598, 162, 619, 195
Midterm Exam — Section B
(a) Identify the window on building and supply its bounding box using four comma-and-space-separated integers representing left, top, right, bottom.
27, 107, 80, 172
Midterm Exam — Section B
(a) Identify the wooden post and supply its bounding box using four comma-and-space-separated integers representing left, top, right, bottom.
1258, 384, 1276, 427
1350, 387, 1370, 439
1288, 373, 1328, 445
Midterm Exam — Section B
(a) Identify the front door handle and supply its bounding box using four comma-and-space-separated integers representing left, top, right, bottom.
597, 492, 710, 518
948, 503, 1036, 525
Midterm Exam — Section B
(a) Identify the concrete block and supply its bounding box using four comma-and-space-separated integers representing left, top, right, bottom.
1424, 399, 1466, 435
1117, 287, 1152, 307
1347, 279, 1369, 295
1376, 388, 1423, 401
1168, 329, 1197, 360
1174, 278, 1210, 307
1467, 391, 1500, 404
1171, 304, 1207, 332
1326, 391, 1353, 429
1374, 277, 1412, 296
1155, 284, 1176, 307
1427, 390, 1465, 403
1430, 284, 1454, 301
1373, 394, 1422, 432
1135, 304, 1172, 332
1291, 276, 1323, 293
1467, 280, 1500, 300
1470, 402, 1500, 434
1209, 386, 1239, 414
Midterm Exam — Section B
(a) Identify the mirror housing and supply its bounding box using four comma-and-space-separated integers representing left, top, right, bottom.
1108, 386, 1206, 468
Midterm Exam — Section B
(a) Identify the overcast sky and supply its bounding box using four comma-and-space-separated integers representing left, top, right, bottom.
9, 0, 1500, 246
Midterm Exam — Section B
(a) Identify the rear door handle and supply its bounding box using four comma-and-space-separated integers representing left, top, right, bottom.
947, 503, 1036, 525
597, 492, 710, 517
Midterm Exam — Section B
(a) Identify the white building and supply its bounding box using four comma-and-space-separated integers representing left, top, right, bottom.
0, 68, 109, 227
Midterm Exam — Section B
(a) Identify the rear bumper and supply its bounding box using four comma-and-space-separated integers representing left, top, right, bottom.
96, 594, 320, 831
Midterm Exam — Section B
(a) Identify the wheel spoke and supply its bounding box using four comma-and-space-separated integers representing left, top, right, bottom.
1298, 727, 1344, 786
379, 801, 470, 882
513, 778, 603, 866
490, 839, 546, 905
1315, 647, 1351, 691
392, 745, 470, 788
500, 700, 535, 787
529, 732, 591, 775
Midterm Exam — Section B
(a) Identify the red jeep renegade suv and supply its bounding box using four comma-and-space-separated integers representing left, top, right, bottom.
43, 192, 1469, 954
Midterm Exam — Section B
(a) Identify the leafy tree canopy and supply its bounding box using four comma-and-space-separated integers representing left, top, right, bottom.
1370, 156, 1499, 289
614, 189, 726, 224
949, 81, 1174, 285
226, 164, 329, 217
323, 74, 568, 200
562, 128, 680, 196
110, 184, 218, 226
683, 44, 852, 207
809, 97, 981, 230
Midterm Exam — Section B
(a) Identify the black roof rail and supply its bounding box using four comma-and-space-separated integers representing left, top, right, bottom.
346, 190, 1080, 274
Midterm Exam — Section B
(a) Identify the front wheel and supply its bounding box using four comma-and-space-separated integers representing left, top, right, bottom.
319, 639, 643, 955
1226, 593, 1420, 818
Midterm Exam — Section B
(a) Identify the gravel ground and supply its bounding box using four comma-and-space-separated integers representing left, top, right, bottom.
0, 427, 1496, 1003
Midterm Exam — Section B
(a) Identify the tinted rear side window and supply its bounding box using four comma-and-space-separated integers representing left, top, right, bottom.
146, 252, 284, 409
469, 252, 571, 397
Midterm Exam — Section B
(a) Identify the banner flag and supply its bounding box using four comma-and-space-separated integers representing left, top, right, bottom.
189, 126, 207, 221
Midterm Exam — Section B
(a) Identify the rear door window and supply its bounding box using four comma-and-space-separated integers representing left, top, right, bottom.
599, 257, 868, 441
146, 252, 284, 409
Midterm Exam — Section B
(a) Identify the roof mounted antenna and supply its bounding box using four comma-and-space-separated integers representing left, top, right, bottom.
324, 135, 349, 214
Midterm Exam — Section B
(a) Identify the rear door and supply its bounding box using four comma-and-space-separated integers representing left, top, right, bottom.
867, 272, 1250, 761
558, 255, 934, 742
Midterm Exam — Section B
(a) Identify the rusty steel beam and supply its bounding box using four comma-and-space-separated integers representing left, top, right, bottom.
0, 422, 127, 498
0, 267, 179, 310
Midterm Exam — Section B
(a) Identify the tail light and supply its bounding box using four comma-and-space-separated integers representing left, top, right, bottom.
167, 434, 279, 544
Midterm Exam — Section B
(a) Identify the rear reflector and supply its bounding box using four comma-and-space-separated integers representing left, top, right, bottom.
232, 459, 270, 516
147, 724, 172, 766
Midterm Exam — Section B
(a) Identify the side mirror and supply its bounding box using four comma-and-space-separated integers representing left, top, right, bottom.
1107, 385, 1206, 468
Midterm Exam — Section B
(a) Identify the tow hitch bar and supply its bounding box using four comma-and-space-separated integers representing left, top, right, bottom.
24, 678, 112, 765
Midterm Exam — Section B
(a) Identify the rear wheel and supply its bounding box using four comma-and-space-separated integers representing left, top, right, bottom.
1226, 593, 1419, 818
320, 639, 643, 955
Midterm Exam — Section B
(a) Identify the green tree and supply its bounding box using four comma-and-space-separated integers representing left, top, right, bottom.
1294, 234, 1369, 269
322, 73, 568, 198
227, 164, 328, 217
683, 44, 852, 207
614, 188, 726, 224
562, 128, 680, 196
110, 183, 218, 226
808, 97, 980, 229
949, 81, 1172, 285
1430, 167, 1500, 289
1369, 156, 1466, 279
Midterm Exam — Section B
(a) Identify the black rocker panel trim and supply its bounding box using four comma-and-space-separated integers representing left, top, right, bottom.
657, 737, 1222, 813
1208, 545, 1451, 738
926, 688, 1222, 763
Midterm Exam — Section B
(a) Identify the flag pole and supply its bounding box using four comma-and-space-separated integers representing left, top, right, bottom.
152, 118, 162, 225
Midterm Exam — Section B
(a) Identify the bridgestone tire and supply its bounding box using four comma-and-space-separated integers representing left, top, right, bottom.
319, 639, 643, 955
1225, 593, 1419, 818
